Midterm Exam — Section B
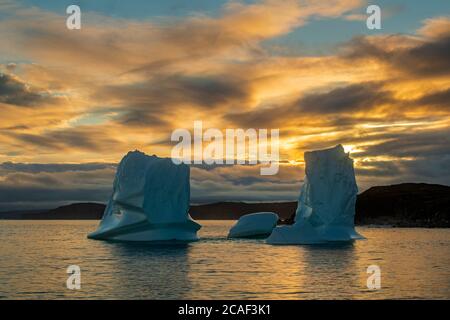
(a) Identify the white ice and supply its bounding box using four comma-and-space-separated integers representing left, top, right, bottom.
228, 212, 279, 238
267, 144, 365, 245
88, 150, 201, 241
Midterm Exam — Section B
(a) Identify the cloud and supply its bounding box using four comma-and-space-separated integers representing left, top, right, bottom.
0, 159, 304, 209
116, 109, 170, 128
417, 16, 450, 39
223, 106, 292, 128
357, 128, 450, 159
342, 18, 450, 77
413, 88, 450, 110
355, 160, 401, 177
344, 14, 366, 21
5, 125, 126, 153
0, 162, 116, 210
5, 63, 16, 71
297, 82, 393, 114
190, 163, 303, 203
0, 162, 116, 173
0, 73, 57, 107
98, 74, 251, 117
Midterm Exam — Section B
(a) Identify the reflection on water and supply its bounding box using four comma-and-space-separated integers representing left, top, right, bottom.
105, 242, 191, 299
299, 243, 359, 298
0, 220, 449, 299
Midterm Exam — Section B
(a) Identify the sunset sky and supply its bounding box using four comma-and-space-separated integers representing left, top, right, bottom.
0, 0, 449, 210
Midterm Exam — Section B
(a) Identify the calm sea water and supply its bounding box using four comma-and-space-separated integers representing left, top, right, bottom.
0, 220, 449, 299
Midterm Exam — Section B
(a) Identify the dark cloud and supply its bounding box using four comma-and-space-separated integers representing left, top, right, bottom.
228, 176, 267, 186
103, 74, 249, 109
293, 127, 450, 186
174, 75, 248, 107
0, 162, 116, 210
223, 106, 291, 128
0, 73, 54, 107
97, 74, 250, 127
6, 127, 123, 152
357, 129, 450, 159
8, 132, 61, 149
297, 82, 392, 114
2, 172, 62, 185
1, 125, 29, 130
402, 36, 450, 76
354, 128, 450, 185
190, 179, 301, 204
224, 82, 394, 128
414, 88, 450, 109
400, 155, 450, 181
0, 160, 302, 209
116, 108, 169, 127
355, 161, 401, 177
0, 162, 116, 173
344, 35, 450, 77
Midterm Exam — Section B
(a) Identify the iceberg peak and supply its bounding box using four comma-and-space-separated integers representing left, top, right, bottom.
267, 144, 364, 244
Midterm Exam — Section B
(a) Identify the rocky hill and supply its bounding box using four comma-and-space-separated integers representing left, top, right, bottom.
355, 183, 450, 227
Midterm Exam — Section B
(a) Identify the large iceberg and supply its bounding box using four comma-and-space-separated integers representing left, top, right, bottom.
88, 150, 201, 241
228, 212, 279, 239
267, 145, 364, 244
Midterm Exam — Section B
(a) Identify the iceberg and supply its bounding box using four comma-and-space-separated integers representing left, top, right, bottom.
267, 144, 364, 245
228, 212, 279, 238
265, 220, 325, 244
88, 150, 201, 241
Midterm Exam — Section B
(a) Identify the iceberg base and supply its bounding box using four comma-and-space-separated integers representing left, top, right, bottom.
267, 221, 365, 245
266, 221, 325, 245
88, 220, 201, 242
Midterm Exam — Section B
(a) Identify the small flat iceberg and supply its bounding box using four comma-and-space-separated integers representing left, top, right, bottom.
267, 144, 365, 245
88, 150, 201, 241
228, 212, 279, 239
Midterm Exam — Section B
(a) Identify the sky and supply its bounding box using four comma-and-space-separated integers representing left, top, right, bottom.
0, 0, 449, 210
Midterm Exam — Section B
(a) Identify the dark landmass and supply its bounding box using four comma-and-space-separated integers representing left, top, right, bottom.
0, 201, 297, 221
189, 201, 297, 221
1, 183, 449, 227
355, 183, 450, 227
0, 203, 106, 220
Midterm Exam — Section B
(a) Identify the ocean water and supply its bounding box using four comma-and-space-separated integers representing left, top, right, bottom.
0, 220, 449, 300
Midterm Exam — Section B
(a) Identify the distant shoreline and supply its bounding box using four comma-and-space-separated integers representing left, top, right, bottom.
0, 183, 449, 228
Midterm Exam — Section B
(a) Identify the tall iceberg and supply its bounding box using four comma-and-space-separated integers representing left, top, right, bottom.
267, 144, 364, 244
88, 150, 201, 241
